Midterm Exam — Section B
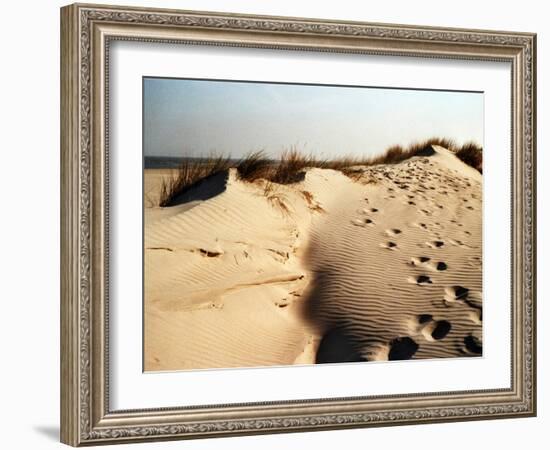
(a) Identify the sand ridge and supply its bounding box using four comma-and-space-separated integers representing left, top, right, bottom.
144, 145, 482, 371
305, 146, 482, 362
144, 167, 336, 370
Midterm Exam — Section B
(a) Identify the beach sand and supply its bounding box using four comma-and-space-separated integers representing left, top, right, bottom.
144, 145, 482, 371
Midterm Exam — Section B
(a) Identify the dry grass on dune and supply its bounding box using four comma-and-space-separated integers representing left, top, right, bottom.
237, 147, 325, 184
367, 137, 456, 165
414, 137, 482, 173
455, 142, 483, 174
417, 137, 459, 152
158, 154, 232, 206
158, 138, 483, 206
368, 137, 482, 173
235, 150, 273, 182
270, 149, 320, 184
159, 147, 322, 207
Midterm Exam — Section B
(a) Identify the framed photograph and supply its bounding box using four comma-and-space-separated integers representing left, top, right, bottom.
60, 3, 536, 446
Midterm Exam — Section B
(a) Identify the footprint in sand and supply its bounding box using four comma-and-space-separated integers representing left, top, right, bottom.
380, 241, 398, 250
410, 256, 431, 265
388, 337, 419, 360
385, 228, 402, 237
413, 222, 429, 230
430, 222, 444, 230
411, 257, 447, 272
444, 285, 469, 303
409, 314, 452, 341
425, 320, 451, 341
463, 334, 483, 355
467, 309, 483, 325
463, 291, 482, 309
468, 255, 481, 265
467, 260, 481, 269
351, 218, 375, 227
448, 238, 470, 249
426, 240, 445, 248
408, 275, 433, 285
417, 314, 432, 324
425, 261, 448, 271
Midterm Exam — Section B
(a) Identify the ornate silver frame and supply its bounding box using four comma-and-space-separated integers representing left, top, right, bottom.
60, 3, 536, 446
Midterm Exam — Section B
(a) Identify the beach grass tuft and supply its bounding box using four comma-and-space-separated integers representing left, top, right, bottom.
158, 138, 482, 206
454, 142, 483, 173
236, 150, 273, 182
159, 154, 232, 207
271, 148, 319, 184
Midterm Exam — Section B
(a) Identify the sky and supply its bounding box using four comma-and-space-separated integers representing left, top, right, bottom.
143, 77, 483, 159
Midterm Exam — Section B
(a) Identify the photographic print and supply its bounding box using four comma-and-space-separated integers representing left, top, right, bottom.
143, 78, 484, 372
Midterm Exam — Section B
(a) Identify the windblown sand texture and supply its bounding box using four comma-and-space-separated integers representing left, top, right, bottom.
144, 146, 482, 371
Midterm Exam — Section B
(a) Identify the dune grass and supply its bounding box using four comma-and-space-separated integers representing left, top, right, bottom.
158, 138, 482, 206
369, 137, 482, 173
415, 137, 482, 173
455, 142, 483, 173
158, 154, 232, 206
236, 150, 272, 182
271, 149, 319, 184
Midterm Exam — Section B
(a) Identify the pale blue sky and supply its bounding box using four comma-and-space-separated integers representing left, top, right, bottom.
143, 77, 483, 159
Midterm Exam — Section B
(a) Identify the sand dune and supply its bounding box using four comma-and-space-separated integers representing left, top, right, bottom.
144, 145, 482, 371
305, 146, 482, 362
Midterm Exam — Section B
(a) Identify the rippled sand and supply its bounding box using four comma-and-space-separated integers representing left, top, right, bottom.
144, 146, 482, 371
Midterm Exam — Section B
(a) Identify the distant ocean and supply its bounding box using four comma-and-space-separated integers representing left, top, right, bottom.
144, 156, 188, 169
144, 156, 264, 169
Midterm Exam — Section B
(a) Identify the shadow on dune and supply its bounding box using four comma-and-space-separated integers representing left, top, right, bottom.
299, 263, 369, 364
414, 146, 436, 157
165, 171, 229, 206
300, 250, 422, 364
316, 327, 366, 364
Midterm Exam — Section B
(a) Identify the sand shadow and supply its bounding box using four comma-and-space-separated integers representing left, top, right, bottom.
299, 265, 370, 364
165, 171, 229, 206
316, 327, 366, 364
